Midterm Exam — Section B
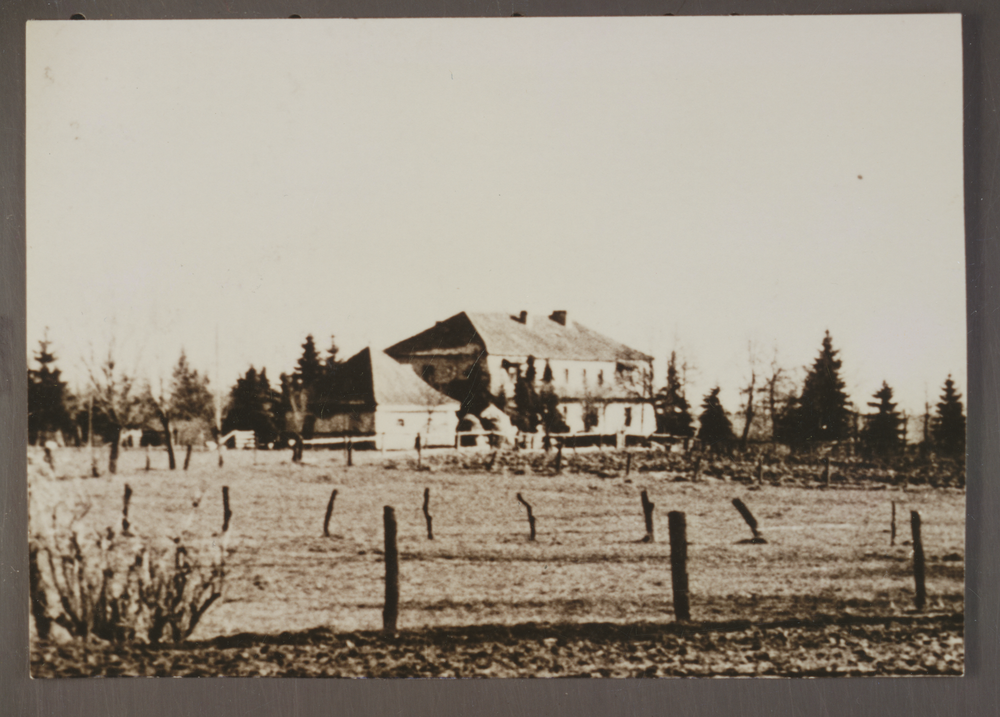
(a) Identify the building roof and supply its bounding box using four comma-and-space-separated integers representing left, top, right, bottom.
334, 347, 460, 410
464, 312, 652, 362
386, 311, 652, 363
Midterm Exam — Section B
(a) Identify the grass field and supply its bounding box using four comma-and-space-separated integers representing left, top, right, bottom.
29, 445, 965, 645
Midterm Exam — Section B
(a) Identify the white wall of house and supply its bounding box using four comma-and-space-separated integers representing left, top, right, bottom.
485, 355, 634, 399
374, 404, 459, 450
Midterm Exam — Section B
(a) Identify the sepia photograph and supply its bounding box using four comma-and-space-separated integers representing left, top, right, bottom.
24, 14, 966, 678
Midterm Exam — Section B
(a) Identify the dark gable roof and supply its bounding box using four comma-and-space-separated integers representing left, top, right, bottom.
386, 312, 652, 363
331, 347, 460, 409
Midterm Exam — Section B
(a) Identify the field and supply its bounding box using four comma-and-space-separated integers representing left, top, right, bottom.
28, 445, 965, 677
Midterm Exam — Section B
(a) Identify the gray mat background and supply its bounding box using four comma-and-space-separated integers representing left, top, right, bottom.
1, 2, 995, 715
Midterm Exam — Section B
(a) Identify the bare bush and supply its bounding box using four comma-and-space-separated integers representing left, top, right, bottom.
30, 506, 228, 646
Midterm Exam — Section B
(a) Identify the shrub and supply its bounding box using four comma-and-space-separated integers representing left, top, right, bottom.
30, 509, 228, 645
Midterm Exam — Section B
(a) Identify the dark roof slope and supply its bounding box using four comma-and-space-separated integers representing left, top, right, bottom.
330, 347, 459, 409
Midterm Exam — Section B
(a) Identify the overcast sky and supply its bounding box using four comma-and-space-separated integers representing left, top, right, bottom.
26, 15, 965, 422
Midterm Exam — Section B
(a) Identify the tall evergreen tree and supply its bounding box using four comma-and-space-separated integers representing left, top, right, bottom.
931, 375, 966, 456
539, 360, 569, 434
169, 350, 215, 423
511, 356, 541, 433
698, 386, 734, 448
789, 331, 852, 444
294, 334, 323, 390
223, 367, 278, 444
27, 335, 71, 444
861, 381, 904, 455
655, 351, 694, 437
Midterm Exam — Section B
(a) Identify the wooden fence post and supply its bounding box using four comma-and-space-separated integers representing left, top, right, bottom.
625, 452, 632, 477
423, 487, 434, 540
122, 483, 132, 535
323, 489, 338, 537
732, 498, 766, 543
640, 490, 655, 542
222, 486, 232, 533
184, 444, 193, 471
891, 501, 897, 547
145, 446, 151, 472
911, 510, 926, 611
692, 455, 702, 483
555, 444, 563, 474
416, 434, 422, 468
757, 457, 764, 485
822, 456, 831, 486
347, 438, 353, 467
383, 506, 399, 632
516, 493, 536, 541
667, 511, 690, 621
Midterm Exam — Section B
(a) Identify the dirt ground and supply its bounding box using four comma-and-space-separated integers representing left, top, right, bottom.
28, 445, 965, 677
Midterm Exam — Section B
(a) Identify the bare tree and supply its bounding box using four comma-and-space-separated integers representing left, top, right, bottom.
738, 342, 760, 450
143, 379, 177, 470
756, 348, 793, 445
85, 344, 141, 475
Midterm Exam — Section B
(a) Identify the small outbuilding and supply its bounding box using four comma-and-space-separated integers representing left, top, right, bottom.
310, 347, 460, 450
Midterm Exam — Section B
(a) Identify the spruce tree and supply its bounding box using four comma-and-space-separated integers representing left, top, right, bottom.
791, 331, 852, 444
931, 375, 966, 456
539, 360, 568, 433
511, 356, 541, 432
27, 335, 71, 444
294, 334, 323, 390
655, 351, 694, 437
223, 367, 278, 444
169, 350, 215, 422
697, 386, 734, 448
861, 381, 904, 455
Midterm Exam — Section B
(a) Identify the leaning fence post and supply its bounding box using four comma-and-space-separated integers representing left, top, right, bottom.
383, 506, 399, 632
667, 511, 690, 621
323, 489, 338, 537
732, 498, 766, 543
122, 483, 133, 535
516, 493, 536, 541
222, 486, 232, 533
911, 510, 926, 611
640, 490, 655, 542
184, 444, 193, 471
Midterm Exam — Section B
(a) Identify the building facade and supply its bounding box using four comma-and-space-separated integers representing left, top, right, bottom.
385, 311, 655, 435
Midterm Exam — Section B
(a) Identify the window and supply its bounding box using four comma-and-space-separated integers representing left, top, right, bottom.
564, 368, 570, 383
624, 407, 632, 427
582, 369, 587, 383
597, 370, 604, 386
397, 419, 405, 427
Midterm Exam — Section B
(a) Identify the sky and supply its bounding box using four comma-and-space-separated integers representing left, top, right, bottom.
26, 15, 966, 425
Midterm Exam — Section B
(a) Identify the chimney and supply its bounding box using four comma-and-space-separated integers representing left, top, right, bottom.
549, 310, 567, 326
512, 311, 528, 324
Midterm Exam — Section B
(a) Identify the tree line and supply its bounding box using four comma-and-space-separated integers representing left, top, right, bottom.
28, 329, 966, 465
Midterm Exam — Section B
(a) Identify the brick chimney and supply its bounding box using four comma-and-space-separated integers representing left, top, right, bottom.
549, 310, 567, 326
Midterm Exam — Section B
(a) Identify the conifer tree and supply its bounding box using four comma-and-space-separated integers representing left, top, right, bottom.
223, 367, 278, 444
861, 381, 904, 455
511, 356, 541, 432
539, 360, 568, 434
789, 331, 852, 444
294, 334, 323, 390
27, 334, 71, 444
698, 386, 734, 448
655, 351, 694, 437
931, 375, 966, 456
169, 350, 215, 423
